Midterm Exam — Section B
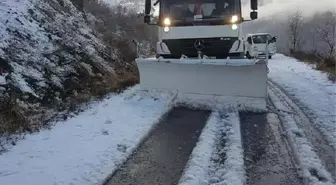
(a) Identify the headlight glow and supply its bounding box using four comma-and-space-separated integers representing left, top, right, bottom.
164, 26, 170, 32
163, 18, 171, 26
231, 24, 238, 30
231, 15, 238, 23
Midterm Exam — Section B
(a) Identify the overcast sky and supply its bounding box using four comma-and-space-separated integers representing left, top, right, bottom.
242, 0, 335, 18
103, 0, 335, 18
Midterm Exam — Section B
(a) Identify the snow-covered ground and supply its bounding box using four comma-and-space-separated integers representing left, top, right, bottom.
268, 54, 336, 148
177, 110, 245, 185
269, 86, 334, 185
0, 86, 175, 185
0, 53, 335, 185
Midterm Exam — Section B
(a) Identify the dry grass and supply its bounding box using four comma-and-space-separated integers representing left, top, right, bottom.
0, 63, 138, 152
289, 51, 335, 82
317, 67, 335, 82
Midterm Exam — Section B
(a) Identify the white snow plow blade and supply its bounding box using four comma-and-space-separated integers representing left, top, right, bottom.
135, 58, 268, 110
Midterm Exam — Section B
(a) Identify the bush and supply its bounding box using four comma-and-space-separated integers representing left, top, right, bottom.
289, 50, 335, 82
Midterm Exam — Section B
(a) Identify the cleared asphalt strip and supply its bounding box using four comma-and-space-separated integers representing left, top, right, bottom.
239, 111, 303, 185
104, 107, 211, 185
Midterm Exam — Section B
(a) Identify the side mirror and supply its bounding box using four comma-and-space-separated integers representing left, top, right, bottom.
144, 0, 151, 23
250, 11, 258, 20
272, 36, 278, 42
251, 0, 258, 10
144, 15, 150, 23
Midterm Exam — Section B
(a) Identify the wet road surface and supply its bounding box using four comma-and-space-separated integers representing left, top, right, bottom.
239, 111, 303, 185
105, 107, 211, 185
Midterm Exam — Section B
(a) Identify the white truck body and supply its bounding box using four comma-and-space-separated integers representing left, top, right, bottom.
136, 0, 268, 110
157, 25, 245, 58
244, 33, 277, 59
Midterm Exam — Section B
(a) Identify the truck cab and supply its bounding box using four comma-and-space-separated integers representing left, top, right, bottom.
144, 0, 259, 59
244, 33, 277, 59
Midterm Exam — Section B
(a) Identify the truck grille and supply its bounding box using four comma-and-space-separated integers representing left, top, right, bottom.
163, 37, 238, 58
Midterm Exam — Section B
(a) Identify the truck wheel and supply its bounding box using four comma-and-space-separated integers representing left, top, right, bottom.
238, 52, 245, 59
157, 54, 174, 59
246, 52, 252, 59
268, 55, 272, 59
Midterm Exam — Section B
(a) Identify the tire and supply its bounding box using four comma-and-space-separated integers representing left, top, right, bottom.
246, 52, 252, 59
268, 55, 272, 59
157, 54, 175, 59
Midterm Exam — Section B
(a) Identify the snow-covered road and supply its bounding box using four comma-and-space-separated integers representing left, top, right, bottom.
0, 54, 335, 185
268, 54, 336, 148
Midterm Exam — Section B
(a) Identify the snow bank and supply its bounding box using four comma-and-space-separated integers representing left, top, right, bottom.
268, 54, 336, 148
175, 94, 267, 113
0, 85, 176, 185
269, 88, 334, 185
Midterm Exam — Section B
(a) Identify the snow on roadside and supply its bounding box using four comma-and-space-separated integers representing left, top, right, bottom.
0, 85, 176, 185
177, 110, 245, 185
269, 88, 334, 185
268, 54, 336, 148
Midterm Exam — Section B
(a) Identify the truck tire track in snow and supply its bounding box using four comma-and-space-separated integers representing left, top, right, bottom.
268, 84, 335, 185
239, 111, 303, 185
206, 111, 245, 185
269, 81, 336, 182
104, 107, 211, 185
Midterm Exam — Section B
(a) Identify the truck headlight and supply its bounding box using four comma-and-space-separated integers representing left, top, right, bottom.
231, 15, 238, 23
231, 24, 238, 30
164, 26, 170, 32
163, 18, 171, 26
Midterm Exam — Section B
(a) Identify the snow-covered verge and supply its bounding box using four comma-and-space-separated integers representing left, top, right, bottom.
177, 110, 245, 185
268, 86, 334, 185
268, 54, 336, 148
0, 85, 176, 185
0, 0, 147, 151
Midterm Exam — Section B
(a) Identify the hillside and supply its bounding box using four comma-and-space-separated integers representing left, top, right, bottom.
0, 0, 153, 151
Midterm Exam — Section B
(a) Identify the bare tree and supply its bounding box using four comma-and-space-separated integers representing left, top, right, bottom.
316, 11, 336, 60
287, 9, 304, 54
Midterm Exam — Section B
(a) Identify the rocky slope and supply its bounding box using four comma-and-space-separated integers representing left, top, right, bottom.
0, 0, 150, 151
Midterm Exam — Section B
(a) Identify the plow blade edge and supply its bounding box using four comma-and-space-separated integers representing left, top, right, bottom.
135, 58, 268, 110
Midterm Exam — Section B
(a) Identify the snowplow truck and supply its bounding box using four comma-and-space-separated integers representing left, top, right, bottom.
136, 0, 268, 110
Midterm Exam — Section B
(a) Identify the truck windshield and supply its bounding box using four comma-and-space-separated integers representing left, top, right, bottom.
252, 35, 272, 44
162, 0, 240, 21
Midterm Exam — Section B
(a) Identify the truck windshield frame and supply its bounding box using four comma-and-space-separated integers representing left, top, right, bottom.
252, 34, 273, 44
159, 0, 242, 26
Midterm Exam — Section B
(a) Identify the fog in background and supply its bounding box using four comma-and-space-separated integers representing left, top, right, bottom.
103, 0, 335, 54
242, 0, 335, 54
242, 0, 335, 18
103, 0, 335, 17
